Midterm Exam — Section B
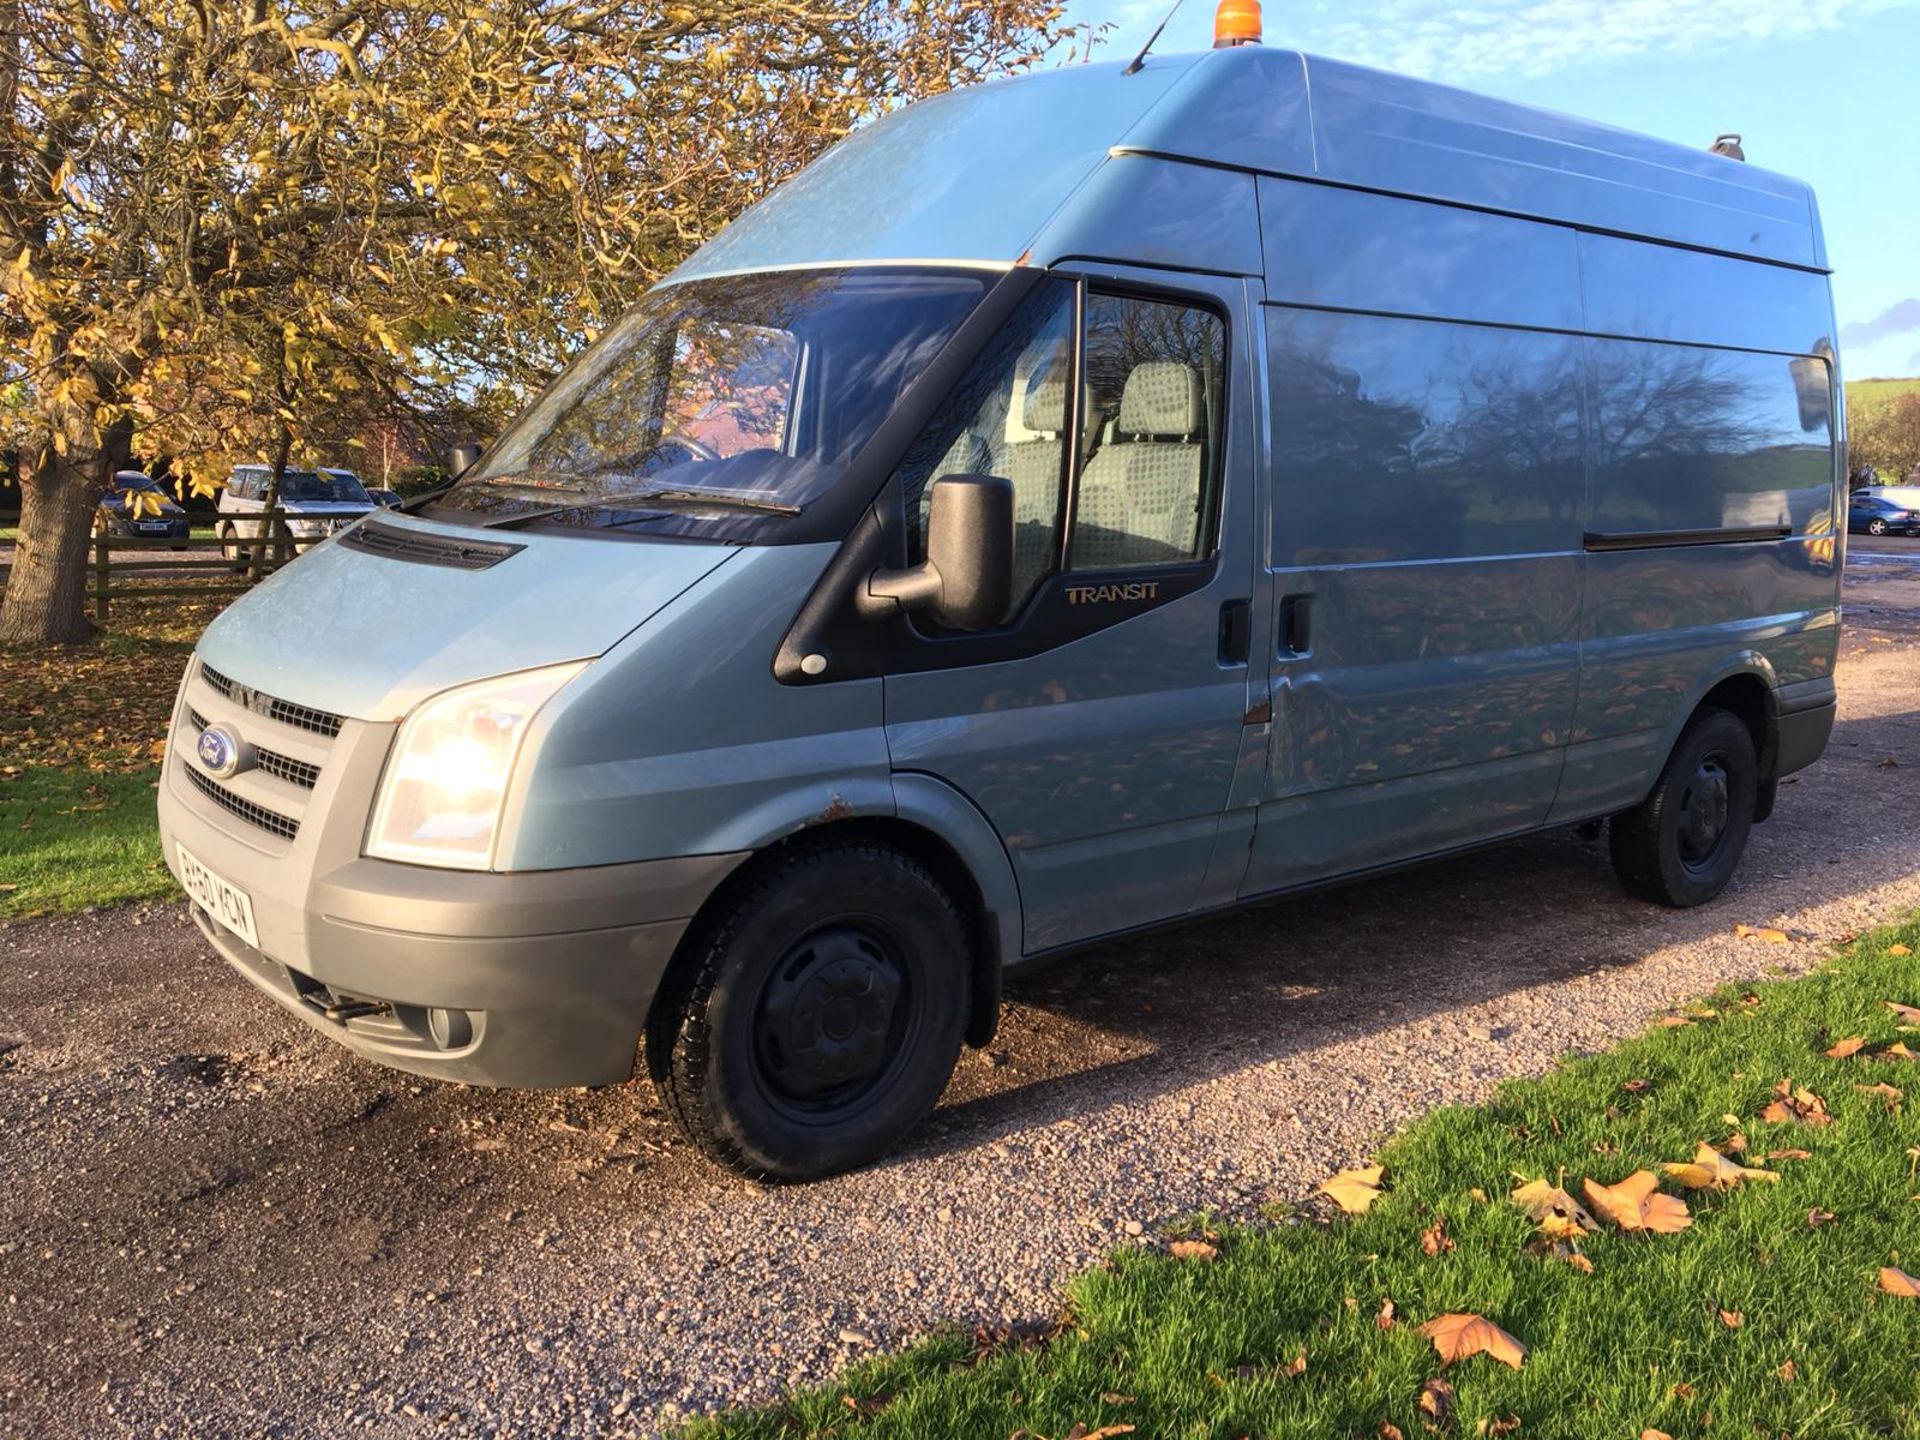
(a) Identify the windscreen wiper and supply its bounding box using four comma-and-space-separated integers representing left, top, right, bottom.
477, 487, 801, 529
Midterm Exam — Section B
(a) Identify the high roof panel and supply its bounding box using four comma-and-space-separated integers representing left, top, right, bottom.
1115, 48, 1823, 270
668, 47, 1825, 283
669, 57, 1198, 283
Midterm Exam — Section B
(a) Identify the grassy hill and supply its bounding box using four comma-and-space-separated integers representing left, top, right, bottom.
1847, 376, 1920, 414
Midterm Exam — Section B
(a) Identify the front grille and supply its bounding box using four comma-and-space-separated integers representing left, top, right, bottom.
256, 750, 321, 789
181, 764, 300, 840
198, 662, 344, 739
267, 698, 343, 738
186, 709, 320, 789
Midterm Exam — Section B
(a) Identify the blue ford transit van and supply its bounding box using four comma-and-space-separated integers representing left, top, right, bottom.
158, 30, 1843, 1179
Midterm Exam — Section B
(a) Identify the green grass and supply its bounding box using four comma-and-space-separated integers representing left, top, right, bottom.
1848, 376, 1920, 409
0, 765, 175, 919
687, 919, 1920, 1439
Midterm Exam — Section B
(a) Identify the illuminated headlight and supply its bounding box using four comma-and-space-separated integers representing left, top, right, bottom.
366, 662, 587, 870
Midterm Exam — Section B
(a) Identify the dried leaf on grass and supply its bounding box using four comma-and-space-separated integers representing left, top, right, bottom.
1168, 1239, 1219, 1262
1857, 1081, 1904, 1112
1419, 1377, 1456, 1432
1421, 1217, 1455, 1256
1417, 1313, 1528, 1370
1808, 1207, 1837, 1227
1062, 1425, 1135, 1440
1761, 1079, 1832, 1127
1735, 924, 1791, 944
1718, 1308, 1743, 1329
1377, 1298, 1397, 1331
1826, 1035, 1867, 1058
1661, 1142, 1778, 1191
1582, 1171, 1691, 1234
1885, 1001, 1920, 1023
1510, 1177, 1597, 1238
1767, 1147, 1813, 1161
1879, 1266, 1920, 1297
1320, 1163, 1386, 1214
1888, 944, 1913, 957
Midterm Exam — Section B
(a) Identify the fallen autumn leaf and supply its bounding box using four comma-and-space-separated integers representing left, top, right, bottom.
1582, 1171, 1692, 1234
1319, 1164, 1386, 1215
1417, 1313, 1528, 1370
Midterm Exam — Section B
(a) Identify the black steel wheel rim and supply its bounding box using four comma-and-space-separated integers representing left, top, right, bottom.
1676, 751, 1733, 870
750, 922, 917, 1119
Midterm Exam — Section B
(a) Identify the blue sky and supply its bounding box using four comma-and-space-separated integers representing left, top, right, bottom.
1066, 0, 1920, 379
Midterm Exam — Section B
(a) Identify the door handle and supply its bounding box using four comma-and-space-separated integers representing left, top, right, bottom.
1217, 599, 1251, 665
1280, 594, 1313, 656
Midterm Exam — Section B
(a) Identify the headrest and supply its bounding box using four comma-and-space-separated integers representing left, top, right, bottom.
935, 429, 991, 479
1021, 365, 1069, 434
1118, 362, 1202, 436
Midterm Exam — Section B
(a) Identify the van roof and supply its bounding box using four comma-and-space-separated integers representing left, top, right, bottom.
671, 47, 1824, 285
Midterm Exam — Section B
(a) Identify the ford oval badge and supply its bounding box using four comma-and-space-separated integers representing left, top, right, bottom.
197, 724, 242, 779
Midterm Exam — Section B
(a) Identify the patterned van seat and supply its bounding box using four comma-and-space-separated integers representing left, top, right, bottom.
1072, 361, 1205, 569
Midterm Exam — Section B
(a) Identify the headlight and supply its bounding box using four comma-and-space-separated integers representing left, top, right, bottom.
366, 662, 587, 869
290, 517, 326, 535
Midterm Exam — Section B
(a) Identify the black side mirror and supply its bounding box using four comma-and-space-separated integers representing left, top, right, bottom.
449, 442, 483, 479
864, 474, 1015, 632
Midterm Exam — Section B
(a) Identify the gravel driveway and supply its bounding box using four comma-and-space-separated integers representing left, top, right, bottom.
5, 548, 1920, 1440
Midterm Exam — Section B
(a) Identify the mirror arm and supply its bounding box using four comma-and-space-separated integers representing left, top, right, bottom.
860, 562, 942, 621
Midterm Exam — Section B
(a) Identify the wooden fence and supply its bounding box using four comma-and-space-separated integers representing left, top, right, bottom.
0, 510, 306, 624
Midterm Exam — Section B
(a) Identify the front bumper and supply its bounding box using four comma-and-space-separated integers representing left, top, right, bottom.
158, 659, 748, 1087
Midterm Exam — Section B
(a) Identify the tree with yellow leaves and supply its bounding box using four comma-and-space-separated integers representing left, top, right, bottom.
1, 0, 1087, 647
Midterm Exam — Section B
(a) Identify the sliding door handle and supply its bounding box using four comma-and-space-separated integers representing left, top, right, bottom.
1280, 594, 1313, 656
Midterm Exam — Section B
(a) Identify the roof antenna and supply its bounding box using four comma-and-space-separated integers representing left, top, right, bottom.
1124, 0, 1187, 75
1711, 132, 1745, 161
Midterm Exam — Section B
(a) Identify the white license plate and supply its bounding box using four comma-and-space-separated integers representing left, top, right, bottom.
139, 521, 169, 532
177, 844, 260, 949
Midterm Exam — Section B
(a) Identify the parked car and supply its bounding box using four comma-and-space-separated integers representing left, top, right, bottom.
97, 471, 190, 544
160, 18, 1843, 1182
217, 464, 375, 558
1848, 492, 1920, 537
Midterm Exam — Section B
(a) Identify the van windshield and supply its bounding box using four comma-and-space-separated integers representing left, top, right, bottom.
437, 267, 989, 536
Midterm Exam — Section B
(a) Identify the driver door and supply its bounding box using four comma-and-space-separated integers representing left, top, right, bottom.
881, 266, 1264, 955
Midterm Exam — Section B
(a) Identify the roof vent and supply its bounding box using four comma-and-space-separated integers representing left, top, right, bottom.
1710, 133, 1745, 161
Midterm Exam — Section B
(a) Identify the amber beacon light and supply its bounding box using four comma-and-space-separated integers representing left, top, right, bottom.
1213, 0, 1262, 47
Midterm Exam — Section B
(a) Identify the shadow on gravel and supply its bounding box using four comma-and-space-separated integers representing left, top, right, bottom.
905, 703, 1920, 1161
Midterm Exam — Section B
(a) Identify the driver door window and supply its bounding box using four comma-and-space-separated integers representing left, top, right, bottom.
900, 279, 1226, 625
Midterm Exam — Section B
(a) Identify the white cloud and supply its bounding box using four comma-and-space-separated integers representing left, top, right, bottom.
1295, 0, 1916, 79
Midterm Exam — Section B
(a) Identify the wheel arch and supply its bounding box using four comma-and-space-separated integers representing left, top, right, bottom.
646, 773, 1020, 1054
1652, 656, 1781, 822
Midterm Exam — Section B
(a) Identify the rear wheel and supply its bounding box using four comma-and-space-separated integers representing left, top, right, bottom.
219, 523, 240, 564
1609, 707, 1758, 907
649, 839, 970, 1181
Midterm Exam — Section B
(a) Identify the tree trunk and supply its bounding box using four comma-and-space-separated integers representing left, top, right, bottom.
0, 443, 113, 649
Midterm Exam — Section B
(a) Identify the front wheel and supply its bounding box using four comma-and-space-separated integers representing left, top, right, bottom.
1609, 707, 1758, 907
1868, 517, 1888, 536
649, 840, 971, 1181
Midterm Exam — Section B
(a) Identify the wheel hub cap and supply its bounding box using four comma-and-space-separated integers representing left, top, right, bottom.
1678, 756, 1731, 864
754, 928, 903, 1103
